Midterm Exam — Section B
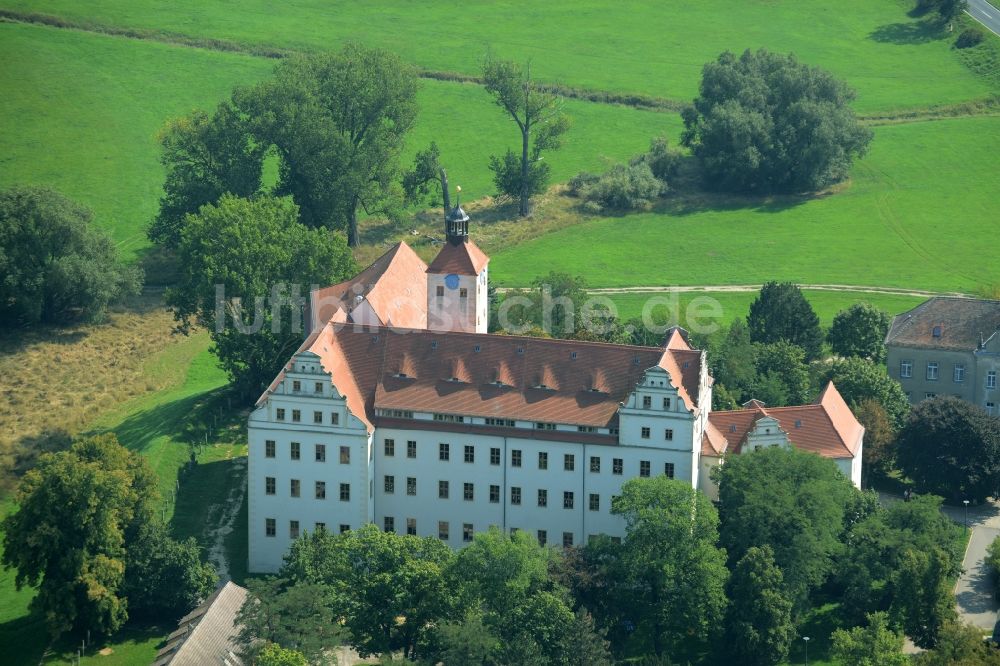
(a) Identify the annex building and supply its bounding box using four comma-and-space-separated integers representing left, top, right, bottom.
247, 201, 864, 573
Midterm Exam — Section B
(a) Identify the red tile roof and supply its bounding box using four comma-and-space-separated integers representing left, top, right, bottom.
705, 382, 862, 459
258, 324, 705, 434
310, 242, 427, 330
426, 239, 490, 275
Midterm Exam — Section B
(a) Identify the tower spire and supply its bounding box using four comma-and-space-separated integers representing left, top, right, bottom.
445, 185, 470, 245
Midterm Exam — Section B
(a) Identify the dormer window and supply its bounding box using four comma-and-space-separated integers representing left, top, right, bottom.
534, 383, 553, 391
729, 424, 737, 433
571, 351, 578, 360
794, 420, 802, 428
394, 372, 410, 379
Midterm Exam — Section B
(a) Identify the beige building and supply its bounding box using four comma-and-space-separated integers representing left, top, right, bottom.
885, 297, 1000, 415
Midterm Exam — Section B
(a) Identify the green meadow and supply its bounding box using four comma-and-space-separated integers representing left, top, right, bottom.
492, 115, 1000, 293
3, 0, 997, 112
0, 21, 676, 258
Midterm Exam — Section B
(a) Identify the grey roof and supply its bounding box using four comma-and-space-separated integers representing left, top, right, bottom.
886, 297, 1000, 352
152, 581, 247, 666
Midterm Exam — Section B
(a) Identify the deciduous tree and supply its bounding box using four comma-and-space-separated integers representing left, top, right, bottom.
831, 611, 908, 666
817, 357, 910, 429
829, 302, 891, 363
681, 49, 872, 194
235, 578, 342, 663
0, 187, 141, 326
896, 397, 1000, 503
723, 546, 795, 666
482, 55, 570, 216
166, 194, 355, 396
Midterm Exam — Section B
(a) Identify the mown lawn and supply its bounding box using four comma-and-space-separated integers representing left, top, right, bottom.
492, 115, 1000, 293
3, 0, 997, 112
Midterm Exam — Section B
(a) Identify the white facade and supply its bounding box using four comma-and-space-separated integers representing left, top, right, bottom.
426, 266, 488, 334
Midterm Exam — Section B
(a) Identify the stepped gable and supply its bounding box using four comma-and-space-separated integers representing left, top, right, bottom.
425, 238, 490, 275
886, 296, 1000, 352
310, 241, 428, 330
706, 382, 862, 459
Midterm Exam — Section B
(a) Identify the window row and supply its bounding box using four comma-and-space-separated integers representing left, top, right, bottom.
640, 395, 673, 410
900, 361, 997, 388
264, 441, 350, 463
264, 478, 350, 501
381, 440, 675, 477
274, 408, 340, 425
289, 380, 327, 394
265, 519, 351, 539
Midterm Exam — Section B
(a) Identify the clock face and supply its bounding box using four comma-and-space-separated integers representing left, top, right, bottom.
444, 274, 460, 290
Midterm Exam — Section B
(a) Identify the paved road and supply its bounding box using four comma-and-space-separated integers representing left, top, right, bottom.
955, 526, 1000, 629
968, 0, 1000, 37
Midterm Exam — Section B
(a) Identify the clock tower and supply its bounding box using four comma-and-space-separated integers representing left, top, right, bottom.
426, 187, 490, 333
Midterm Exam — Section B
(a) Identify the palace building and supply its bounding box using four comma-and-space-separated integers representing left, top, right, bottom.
247, 198, 864, 573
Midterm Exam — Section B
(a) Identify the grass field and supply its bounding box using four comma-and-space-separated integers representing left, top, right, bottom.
0, 21, 678, 258
2, 0, 996, 113
491, 115, 1000, 293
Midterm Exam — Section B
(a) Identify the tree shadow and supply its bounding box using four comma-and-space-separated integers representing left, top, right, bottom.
0, 612, 49, 666
869, 20, 944, 45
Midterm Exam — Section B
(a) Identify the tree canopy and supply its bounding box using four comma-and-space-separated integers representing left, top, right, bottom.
816, 357, 910, 429
831, 612, 908, 666
0, 186, 142, 326
166, 194, 355, 396
482, 55, 570, 216
828, 302, 892, 363
723, 546, 795, 666
896, 396, 1000, 503
681, 48, 873, 194
746, 282, 824, 361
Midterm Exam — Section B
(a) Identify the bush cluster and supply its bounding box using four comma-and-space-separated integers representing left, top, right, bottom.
956, 28, 984, 49
567, 138, 680, 211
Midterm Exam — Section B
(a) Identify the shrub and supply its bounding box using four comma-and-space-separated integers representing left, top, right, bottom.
630, 136, 682, 181
956, 28, 984, 49
987, 535, 1000, 597
570, 162, 663, 211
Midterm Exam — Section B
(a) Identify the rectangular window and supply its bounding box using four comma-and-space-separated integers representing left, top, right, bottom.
406, 518, 417, 535
663, 397, 672, 409
407, 440, 417, 458
340, 446, 350, 464
512, 450, 522, 467
339, 524, 350, 534
384, 516, 394, 533
438, 480, 449, 499
289, 520, 300, 539
613, 458, 623, 475
665, 429, 674, 441
436, 285, 444, 297
485, 418, 516, 427
578, 426, 596, 433
589, 493, 600, 511
640, 461, 651, 477
384, 439, 395, 456
987, 402, 995, 416
537, 530, 547, 546
590, 456, 600, 473
564, 454, 575, 471
314, 381, 323, 394
563, 491, 574, 509
641, 427, 651, 439
315, 444, 326, 462
331, 412, 339, 425
439, 443, 450, 461
926, 362, 939, 381
313, 411, 323, 424
292, 409, 301, 423
954, 365, 965, 383
642, 395, 652, 408
538, 452, 548, 470
438, 521, 449, 540
292, 380, 301, 392
339, 483, 350, 501
464, 445, 475, 463
463, 523, 473, 542
265, 477, 275, 495
464, 482, 474, 501
562, 532, 574, 548
535, 422, 556, 430
384, 475, 395, 494
315, 481, 326, 500
290, 442, 301, 461
290, 479, 300, 497
265, 440, 275, 458
265, 518, 276, 537
925, 392, 936, 400
664, 462, 675, 479
460, 288, 468, 299
276, 408, 286, 421
900, 360, 913, 378
511, 487, 522, 505
490, 447, 501, 465
315, 522, 326, 532
490, 484, 500, 503
989, 371, 997, 390
407, 477, 416, 496
538, 489, 548, 507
